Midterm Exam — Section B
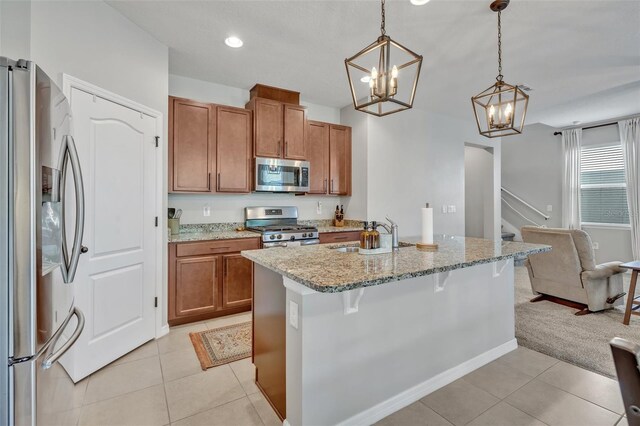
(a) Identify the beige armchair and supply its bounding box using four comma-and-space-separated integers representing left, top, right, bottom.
521, 226, 625, 313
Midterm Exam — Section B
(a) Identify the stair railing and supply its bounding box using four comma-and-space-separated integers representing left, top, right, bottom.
501, 187, 550, 227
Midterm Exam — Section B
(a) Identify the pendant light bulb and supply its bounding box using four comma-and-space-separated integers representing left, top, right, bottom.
371, 67, 378, 80
391, 65, 398, 78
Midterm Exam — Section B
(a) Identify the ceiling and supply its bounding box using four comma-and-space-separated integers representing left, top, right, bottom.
108, 0, 640, 128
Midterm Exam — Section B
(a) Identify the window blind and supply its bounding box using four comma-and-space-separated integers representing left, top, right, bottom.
580, 144, 629, 225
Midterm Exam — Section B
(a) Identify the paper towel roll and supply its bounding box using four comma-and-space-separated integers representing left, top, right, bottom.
421, 207, 434, 244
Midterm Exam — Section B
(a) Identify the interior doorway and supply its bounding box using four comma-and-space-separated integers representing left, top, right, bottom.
464, 144, 500, 240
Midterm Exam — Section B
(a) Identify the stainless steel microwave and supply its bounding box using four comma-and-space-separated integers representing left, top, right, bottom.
254, 157, 310, 193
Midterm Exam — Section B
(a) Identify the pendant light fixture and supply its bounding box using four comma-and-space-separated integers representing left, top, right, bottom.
471, 0, 529, 138
345, 0, 423, 117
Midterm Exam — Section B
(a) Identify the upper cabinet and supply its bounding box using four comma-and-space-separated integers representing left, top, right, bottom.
307, 121, 352, 196
306, 121, 330, 194
246, 98, 307, 160
216, 106, 252, 193
169, 97, 252, 194
170, 98, 215, 192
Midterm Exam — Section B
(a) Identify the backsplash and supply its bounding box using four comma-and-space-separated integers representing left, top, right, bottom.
168, 193, 346, 224
178, 219, 363, 234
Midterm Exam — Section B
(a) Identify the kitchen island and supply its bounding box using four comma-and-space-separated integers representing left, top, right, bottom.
242, 236, 550, 426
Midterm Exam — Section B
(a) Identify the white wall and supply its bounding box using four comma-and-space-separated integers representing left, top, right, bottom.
168, 74, 346, 223
1, 1, 31, 60
30, 2, 168, 116
341, 106, 489, 238
502, 122, 634, 263
465, 146, 493, 238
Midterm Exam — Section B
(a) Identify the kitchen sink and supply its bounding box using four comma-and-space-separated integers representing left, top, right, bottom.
333, 246, 359, 253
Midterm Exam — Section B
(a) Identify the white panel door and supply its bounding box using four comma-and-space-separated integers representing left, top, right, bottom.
60, 88, 157, 381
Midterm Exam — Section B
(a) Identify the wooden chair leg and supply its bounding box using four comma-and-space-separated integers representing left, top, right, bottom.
623, 270, 638, 325
530, 295, 546, 303
575, 308, 593, 316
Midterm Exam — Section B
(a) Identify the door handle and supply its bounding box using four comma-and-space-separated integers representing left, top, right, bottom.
42, 307, 85, 369
278, 140, 281, 156
285, 141, 288, 156
217, 173, 220, 191
324, 179, 327, 193
208, 172, 211, 191
331, 179, 334, 193
57, 135, 85, 284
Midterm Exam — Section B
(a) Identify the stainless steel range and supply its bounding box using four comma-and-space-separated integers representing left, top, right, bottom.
245, 206, 320, 248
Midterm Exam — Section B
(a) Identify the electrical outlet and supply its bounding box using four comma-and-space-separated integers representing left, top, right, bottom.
546, 205, 553, 212
442, 205, 448, 214
289, 300, 299, 329
203, 205, 211, 217
317, 201, 322, 215
593, 242, 600, 250
447, 205, 456, 213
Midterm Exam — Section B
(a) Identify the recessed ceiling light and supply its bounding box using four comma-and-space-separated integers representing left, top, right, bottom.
360, 76, 371, 83
224, 36, 243, 48
410, 0, 431, 5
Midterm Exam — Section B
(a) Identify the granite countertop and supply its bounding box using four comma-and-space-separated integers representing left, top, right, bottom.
168, 220, 365, 243
241, 235, 551, 293
169, 230, 260, 242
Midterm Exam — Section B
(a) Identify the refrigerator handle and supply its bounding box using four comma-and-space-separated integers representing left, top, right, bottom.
41, 307, 85, 369
57, 134, 85, 283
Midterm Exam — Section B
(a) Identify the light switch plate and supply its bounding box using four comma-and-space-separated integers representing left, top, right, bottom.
203, 205, 211, 217
317, 201, 322, 215
442, 205, 448, 214
593, 242, 599, 250
546, 205, 553, 212
289, 300, 299, 329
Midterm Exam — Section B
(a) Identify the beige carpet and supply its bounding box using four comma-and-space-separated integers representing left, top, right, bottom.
515, 266, 637, 378
189, 321, 252, 370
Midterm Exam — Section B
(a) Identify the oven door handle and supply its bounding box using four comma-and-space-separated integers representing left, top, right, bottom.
300, 239, 320, 246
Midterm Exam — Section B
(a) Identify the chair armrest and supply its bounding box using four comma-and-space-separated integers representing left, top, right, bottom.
582, 261, 624, 280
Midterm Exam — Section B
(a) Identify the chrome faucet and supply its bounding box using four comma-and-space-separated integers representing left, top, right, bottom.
375, 217, 399, 250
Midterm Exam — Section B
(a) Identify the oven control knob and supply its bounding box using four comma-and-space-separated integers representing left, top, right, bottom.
302, 233, 307, 238
290, 235, 295, 241
277, 234, 282, 240
270, 235, 275, 240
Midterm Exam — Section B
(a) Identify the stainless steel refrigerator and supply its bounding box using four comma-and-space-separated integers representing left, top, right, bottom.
1, 57, 86, 426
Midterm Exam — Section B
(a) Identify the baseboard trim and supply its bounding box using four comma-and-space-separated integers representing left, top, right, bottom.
336, 339, 518, 426
156, 324, 170, 339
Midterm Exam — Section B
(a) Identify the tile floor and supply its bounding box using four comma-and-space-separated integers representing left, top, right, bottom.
67, 311, 280, 426
64, 311, 628, 426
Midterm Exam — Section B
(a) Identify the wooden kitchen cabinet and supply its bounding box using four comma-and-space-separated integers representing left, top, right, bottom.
174, 256, 219, 318
216, 106, 252, 192
329, 125, 351, 196
169, 97, 252, 194
222, 254, 253, 309
306, 121, 352, 196
247, 98, 307, 160
306, 121, 330, 194
283, 104, 306, 160
168, 238, 260, 325
319, 231, 361, 244
169, 97, 215, 192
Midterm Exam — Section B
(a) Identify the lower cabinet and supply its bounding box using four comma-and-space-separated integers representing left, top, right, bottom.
318, 231, 361, 244
168, 238, 260, 325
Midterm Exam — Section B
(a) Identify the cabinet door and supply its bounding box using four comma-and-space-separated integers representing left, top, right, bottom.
254, 98, 283, 158
222, 254, 253, 309
175, 256, 218, 317
216, 106, 252, 193
170, 98, 214, 192
329, 125, 352, 196
306, 121, 330, 194
283, 105, 306, 160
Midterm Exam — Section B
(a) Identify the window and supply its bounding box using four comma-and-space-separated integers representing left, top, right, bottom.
580, 143, 629, 225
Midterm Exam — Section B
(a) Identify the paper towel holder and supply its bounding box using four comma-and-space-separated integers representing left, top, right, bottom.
417, 202, 439, 251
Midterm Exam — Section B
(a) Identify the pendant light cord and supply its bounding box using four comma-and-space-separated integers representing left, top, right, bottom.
380, 0, 386, 36
497, 10, 503, 82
